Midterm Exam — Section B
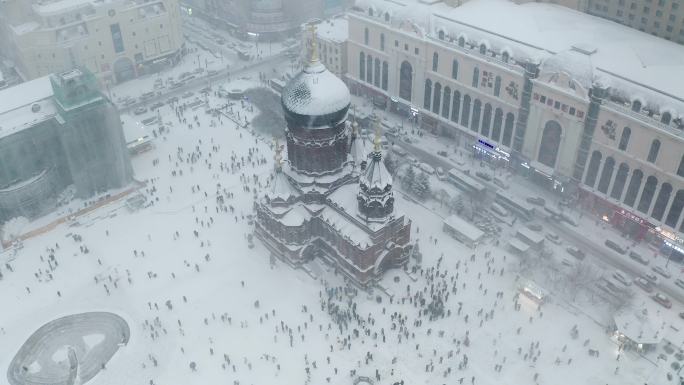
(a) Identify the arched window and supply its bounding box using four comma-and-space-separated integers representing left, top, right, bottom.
461, 95, 471, 127
472, 67, 479, 88
632, 99, 642, 112
451, 59, 459, 80
597, 157, 615, 194
492, 108, 503, 142
432, 82, 442, 115
678, 154, 684, 177
481, 103, 492, 137
364, 28, 369, 45
451, 91, 460, 123
618, 127, 630, 151
374, 58, 380, 87
662, 111, 672, 125
381, 61, 388, 91
610, 163, 630, 200
502, 51, 509, 63
652, 183, 673, 221
479, 44, 486, 54
432, 52, 439, 71
423, 79, 432, 110
366, 54, 373, 84
647, 139, 660, 163
584, 150, 602, 188
502, 113, 514, 147
666, 190, 684, 227
538, 120, 563, 169
624, 169, 644, 207
399, 61, 413, 101
637, 175, 658, 214
458, 36, 465, 47
368, 8, 373, 16
384, 12, 390, 22
438, 30, 445, 40
470, 99, 481, 132
380, 33, 385, 51
442, 86, 451, 119
494, 76, 501, 97
359, 52, 365, 81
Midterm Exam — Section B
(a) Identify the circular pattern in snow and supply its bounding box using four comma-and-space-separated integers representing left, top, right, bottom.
7, 312, 130, 385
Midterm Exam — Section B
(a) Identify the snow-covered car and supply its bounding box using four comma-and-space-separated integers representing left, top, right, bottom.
612, 270, 632, 287
133, 106, 148, 115
566, 246, 586, 260
629, 251, 649, 265
675, 278, 684, 290
419, 163, 435, 175
207, 69, 218, 76
493, 177, 509, 190
436, 167, 446, 181
526, 196, 546, 206
475, 172, 491, 182
653, 292, 672, 309
634, 277, 653, 293
437, 150, 448, 157
604, 239, 626, 255
527, 223, 543, 232
182, 91, 195, 99
149, 102, 164, 111
652, 266, 672, 279
643, 272, 659, 284
545, 232, 562, 245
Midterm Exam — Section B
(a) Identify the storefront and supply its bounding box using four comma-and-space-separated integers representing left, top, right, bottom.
472, 138, 510, 168
580, 189, 655, 241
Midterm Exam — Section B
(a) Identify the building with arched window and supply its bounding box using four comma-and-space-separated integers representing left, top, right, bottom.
344, 0, 684, 238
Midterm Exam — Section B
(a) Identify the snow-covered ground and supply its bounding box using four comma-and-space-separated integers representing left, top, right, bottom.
1, 50, 683, 385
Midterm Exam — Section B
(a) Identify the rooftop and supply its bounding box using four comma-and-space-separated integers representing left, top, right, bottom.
317, 16, 349, 43
0, 76, 56, 139
355, 0, 684, 113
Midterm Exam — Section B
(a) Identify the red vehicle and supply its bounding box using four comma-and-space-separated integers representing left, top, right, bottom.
653, 293, 672, 309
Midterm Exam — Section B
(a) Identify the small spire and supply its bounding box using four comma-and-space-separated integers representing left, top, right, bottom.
274, 138, 283, 169
308, 23, 320, 64
373, 116, 382, 152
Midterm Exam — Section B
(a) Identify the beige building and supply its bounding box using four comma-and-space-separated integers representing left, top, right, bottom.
346, 0, 684, 244
303, 17, 349, 77
0, 0, 184, 84
585, 0, 684, 44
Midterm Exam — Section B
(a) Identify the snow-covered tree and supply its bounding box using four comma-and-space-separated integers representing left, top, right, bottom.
384, 151, 398, 175
412, 172, 431, 201
402, 166, 415, 191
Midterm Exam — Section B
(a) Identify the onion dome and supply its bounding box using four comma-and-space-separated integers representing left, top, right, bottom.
358, 117, 394, 221
281, 24, 351, 128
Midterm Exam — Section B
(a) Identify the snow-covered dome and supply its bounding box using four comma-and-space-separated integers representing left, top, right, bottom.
281, 60, 351, 123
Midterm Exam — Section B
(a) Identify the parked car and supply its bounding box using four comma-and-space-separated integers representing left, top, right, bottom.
419, 163, 435, 175
629, 251, 649, 265
604, 239, 626, 255
561, 258, 574, 267
634, 277, 654, 293
493, 177, 509, 189
675, 278, 684, 290
546, 232, 562, 245
527, 223, 543, 232
526, 196, 546, 206
475, 171, 492, 182
149, 102, 164, 111
652, 265, 672, 279
612, 270, 632, 287
436, 167, 446, 181
566, 246, 586, 260
182, 91, 195, 99
207, 69, 218, 76
133, 106, 148, 115
653, 292, 672, 309
643, 272, 659, 284
437, 150, 448, 157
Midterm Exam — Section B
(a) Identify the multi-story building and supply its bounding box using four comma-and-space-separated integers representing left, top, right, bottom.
186, 0, 349, 39
0, 0, 184, 84
585, 0, 684, 43
0, 67, 132, 223
346, 0, 684, 251
303, 17, 349, 77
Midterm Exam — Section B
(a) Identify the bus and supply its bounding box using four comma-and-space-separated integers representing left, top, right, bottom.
447, 168, 487, 196
495, 191, 536, 221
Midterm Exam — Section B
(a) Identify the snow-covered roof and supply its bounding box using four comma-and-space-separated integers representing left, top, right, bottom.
355, 0, 684, 113
0, 76, 57, 140
349, 128, 370, 167
360, 151, 392, 191
443, 215, 484, 242
32, 0, 110, 15
613, 309, 662, 345
268, 169, 299, 202
281, 60, 351, 118
317, 17, 349, 43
